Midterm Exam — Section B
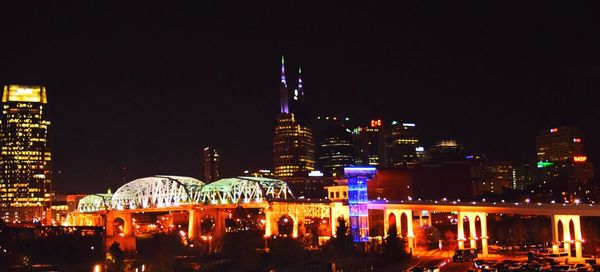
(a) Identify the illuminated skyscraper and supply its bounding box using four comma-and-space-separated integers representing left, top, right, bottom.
203, 146, 220, 182
273, 56, 315, 179
388, 121, 420, 167
536, 126, 586, 162
353, 120, 387, 166
0, 85, 52, 223
317, 122, 354, 177
536, 126, 594, 184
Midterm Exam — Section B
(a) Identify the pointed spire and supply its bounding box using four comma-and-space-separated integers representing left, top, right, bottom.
280, 55, 287, 87
280, 54, 289, 113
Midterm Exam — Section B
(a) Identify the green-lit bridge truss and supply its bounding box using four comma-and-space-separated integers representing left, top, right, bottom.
77, 176, 294, 213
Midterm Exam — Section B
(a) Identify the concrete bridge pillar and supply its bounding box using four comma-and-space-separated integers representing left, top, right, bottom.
480, 214, 489, 257
382, 209, 390, 238
188, 208, 228, 243
553, 215, 583, 260
469, 219, 477, 249
551, 215, 559, 253
457, 212, 465, 249
457, 211, 488, 257
574, 216, 583, 260
291, 213, 299, 238
405, 210, 415, 253
265, 210, 272, 237
188, 209, 201, 240
563, 222, 572, 258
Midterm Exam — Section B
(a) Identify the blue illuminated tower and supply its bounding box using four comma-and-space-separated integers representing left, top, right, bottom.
344, 166, 376, 242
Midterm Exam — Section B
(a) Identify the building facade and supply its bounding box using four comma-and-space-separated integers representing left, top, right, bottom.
273, 56, 316, 179
315, 117, 354, 177
426, 139, 465, 162
536, 126, 586, 162
351, 119, 423, 169
535, 126, 594, 184
353, 120, 387, 166
482, 161, 514, 194
284, 176, 337, 199
387, 122, 420, 167
203, 146, 220, 182
0, 85, 52, 223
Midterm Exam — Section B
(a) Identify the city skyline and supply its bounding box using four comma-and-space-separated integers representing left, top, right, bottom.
3, 3, 600, 271
0, 2, 599, 194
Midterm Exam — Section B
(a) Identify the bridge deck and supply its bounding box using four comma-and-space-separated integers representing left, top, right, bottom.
368, 200, 600, 216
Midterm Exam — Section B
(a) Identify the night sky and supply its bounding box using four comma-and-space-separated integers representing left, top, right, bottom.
1, 2, 599, 194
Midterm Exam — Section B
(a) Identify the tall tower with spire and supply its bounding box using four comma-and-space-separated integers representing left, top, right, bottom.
273, 55, 315, 179
280, 55, 289, 114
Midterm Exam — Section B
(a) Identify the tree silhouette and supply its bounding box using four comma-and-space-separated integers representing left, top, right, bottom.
326, 217, 354, 257
383, 222, 408, 261
106, 242, 124, 272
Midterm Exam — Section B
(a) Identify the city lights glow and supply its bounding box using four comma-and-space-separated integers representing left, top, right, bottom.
573, 156, 587, 162
370, 119, 382, 127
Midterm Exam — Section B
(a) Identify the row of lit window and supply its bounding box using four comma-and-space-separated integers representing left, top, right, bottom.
329, 191, 348, 199
1, 156, 50, 162
394, 139, 418, 144
0, 164, 45, 169
51, 205, 68, 210
2, 201, 48, 207
0, 185, 43, 190
1, 150, 42, 155
1, 138, 48, 143
6, 156, 48, 161
320, 143, 352, 147
0, 168, 48, 174
3, 118, 46, 124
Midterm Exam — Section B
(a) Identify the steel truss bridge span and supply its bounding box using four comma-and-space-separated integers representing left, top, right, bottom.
77, 176, 294, 213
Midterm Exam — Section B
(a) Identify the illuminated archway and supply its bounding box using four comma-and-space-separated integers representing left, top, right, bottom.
568, 219, 575, 244
557, 220, 564, 243
388, 213, 397, 236
277, 215, 294, 236
463, 216, 471, 240
113, 217, 125, 235
400, 212, 409, 238
475, 215, 482, 249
